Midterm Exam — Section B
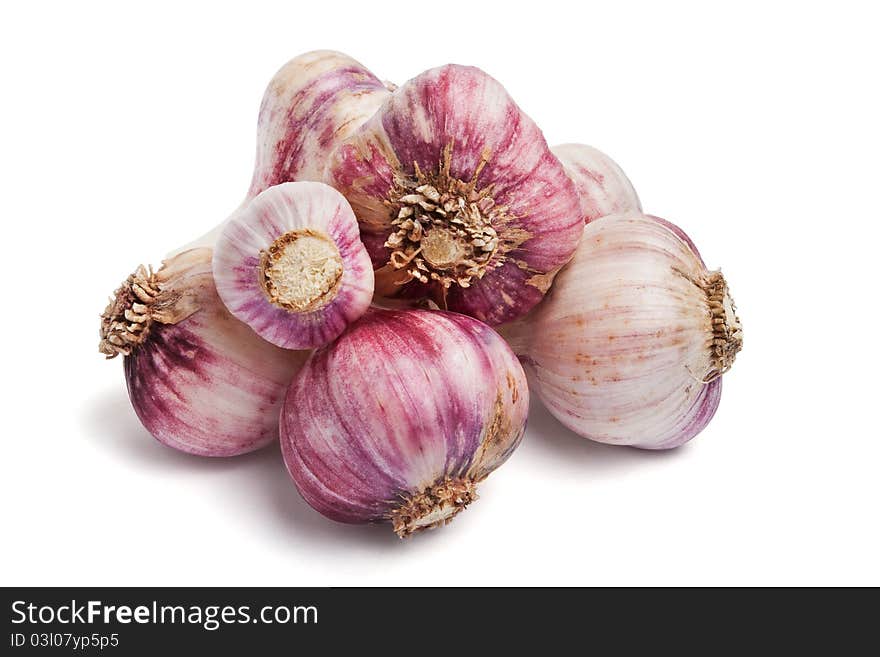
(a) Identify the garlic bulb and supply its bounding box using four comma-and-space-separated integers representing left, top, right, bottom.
247, 50, 391, 195
326, 64, 583, 326
502, 214, 742, 449
212, 182, 374, 349
280, 309, 529, 537
99, 248, 308, 456
175, 50, 390, 254
552, 143, 641, 222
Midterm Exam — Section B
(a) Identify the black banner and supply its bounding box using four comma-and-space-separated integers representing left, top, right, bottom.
1, 587, 874, 651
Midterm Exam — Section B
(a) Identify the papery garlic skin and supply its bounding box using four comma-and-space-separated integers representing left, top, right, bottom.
173, 51, 390, 255
280, 309, 529, 537
100, 248, 308, 456
212, 182, 374, 350
502, 214, 741, 450
648, 213, 703, 263
552, 144, 641, 222
248, 50, 391, 195
326, 65, 583, 326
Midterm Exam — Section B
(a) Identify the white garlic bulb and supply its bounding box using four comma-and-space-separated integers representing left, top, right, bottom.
502, 213, 742, 449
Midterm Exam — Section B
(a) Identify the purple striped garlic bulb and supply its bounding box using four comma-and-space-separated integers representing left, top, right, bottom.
280, 309, 529, 537
552, 144, 642, 222
212, 182, 374, 349
99, 248, 308, 456
326, 65, 583, 326
176, 50, 390, 254
247, 50, 391, 195
502, 214, 742, 450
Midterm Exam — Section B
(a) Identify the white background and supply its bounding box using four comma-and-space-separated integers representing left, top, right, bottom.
2, 1, 878, 586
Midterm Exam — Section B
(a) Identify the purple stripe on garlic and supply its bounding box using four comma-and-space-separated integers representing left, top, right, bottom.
212, 182, 374, 349
248, 50, 391, 195
501, 213, 742, 449
552, 143, 642, 223
326, 65, 584, 326
280, 308, 528, 537
100, 248, 308, 456
647, 213, 704, 264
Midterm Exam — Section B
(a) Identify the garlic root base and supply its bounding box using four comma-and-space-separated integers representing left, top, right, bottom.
389, 477, 478, 538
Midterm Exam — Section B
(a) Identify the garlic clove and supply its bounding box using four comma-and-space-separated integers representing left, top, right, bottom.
552, 143, 642, 223
501, 213, 741, 449
326, 65, 584, 326
280, 308, 529, 537
100, 248, 308, 457
212, 181, 374, 350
